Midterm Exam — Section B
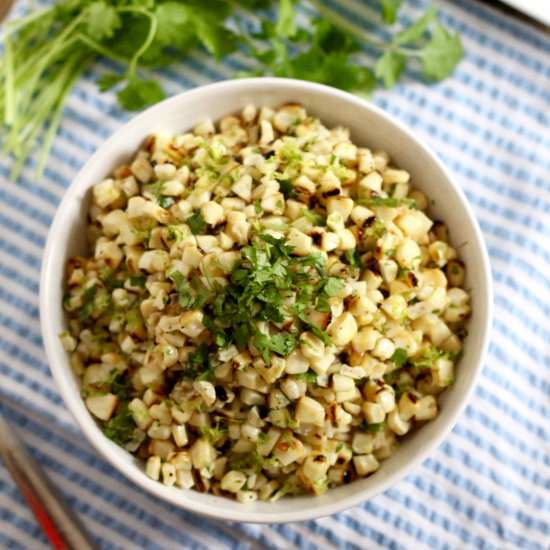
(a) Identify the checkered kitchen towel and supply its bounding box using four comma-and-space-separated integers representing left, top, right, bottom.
0, 0, 548, 548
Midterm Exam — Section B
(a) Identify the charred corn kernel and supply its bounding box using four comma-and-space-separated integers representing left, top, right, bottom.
194, 119, 215, 136
236, 490, 258, 503
86, 393, 118, 421
180, 311, 205, 338
273, 434, 305, 465
280, 378, 302, 400
372, 337, 395, 360
381, 295, 407, 320
145, 456, 161, 481
446, 260, 466, 287
93, 178, 121, 208
383, 168, 410, 185
232, 174, 252, 202
171, 425, 189, 447
201, 201, 225, 226
194, 380, 217, 406
300, 332, 325, 361
329, 312, 358, 346
295, 396, 326, 426
226, 211, 250, 244
363, 402, 385, 424
147, 422, 171, 440
260, 120, 275, 144
190, 439, 216, 469
398, 391, 419, 421
415, 395, 438, 421
353, 454, 379, 476
352, 432, 374, 454
161, 463, 177, 486
358, 172, 383, 196
387, 409, 410, 435
332, 374, 355, 392
395, 210, 433, 241
221, 471, 247, 493
284, 350, 310, 374
138, 250, 170, 272
396, 238, 421, 268
176, 470, 194, 489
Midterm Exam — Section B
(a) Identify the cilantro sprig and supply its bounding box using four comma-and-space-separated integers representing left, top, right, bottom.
0, 0, 463, 181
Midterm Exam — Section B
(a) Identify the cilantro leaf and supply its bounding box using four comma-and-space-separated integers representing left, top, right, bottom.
393, 6, 438, 45
296, 370, 318, 384
254, 331, 297, 363
375, 50, 407, 88
154, 3, 194, 49
193, 18, 238, 59
97, 72, 124, 92
276, 0, 297, 38
186, 211, 207, 235
390, 347, 408, 367
420, 23, 464, 81
312, 19, 358, 54
169, 270, 194, 308
380, 0, 402, 24
117, 78, 166, 111
86, 2, 121, 41
323, 277, 345, 297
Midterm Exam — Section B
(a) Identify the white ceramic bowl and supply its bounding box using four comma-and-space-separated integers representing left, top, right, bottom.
40, 78, 492, 523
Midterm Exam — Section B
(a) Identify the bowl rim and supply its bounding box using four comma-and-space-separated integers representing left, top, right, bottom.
40, 77, 493, 523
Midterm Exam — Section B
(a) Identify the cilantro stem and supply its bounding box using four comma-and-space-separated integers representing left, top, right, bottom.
0, 6, 55, 39
3, 36, 15, 127
77, 33, 129, 65
118, 7, 158, 78
36, 57, 88, 177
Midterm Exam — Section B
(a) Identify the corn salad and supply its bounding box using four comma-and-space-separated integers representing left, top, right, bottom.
62, 104, 470, 502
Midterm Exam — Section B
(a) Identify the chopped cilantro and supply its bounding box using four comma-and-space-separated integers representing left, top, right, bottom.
279, 179, 297, 199
296, 370, 318, 384
302, 208, 326, 226
186, 211, 207, 235
158, 196, 175, 209
410, 346, 446, 370
390, 347, 408, 367
103, 405, 136, 445
200, 423, 228, 444
344, 249, 362, 269
78, 284, 97, 321
358, 197, 417, 208
100, 268, 124, 290
198, 233, 334, 362
103, 369, 134, 402
128, 275, 146, 288
362, 421, 385, 433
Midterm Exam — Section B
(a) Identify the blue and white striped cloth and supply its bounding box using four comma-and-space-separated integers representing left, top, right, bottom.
1, 0, 549, 548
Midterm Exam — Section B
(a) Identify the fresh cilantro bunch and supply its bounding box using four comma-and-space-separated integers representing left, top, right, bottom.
0, 0, 463, 181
